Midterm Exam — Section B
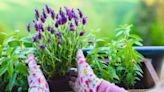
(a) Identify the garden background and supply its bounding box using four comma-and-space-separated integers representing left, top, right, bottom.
0, 0, 164, 45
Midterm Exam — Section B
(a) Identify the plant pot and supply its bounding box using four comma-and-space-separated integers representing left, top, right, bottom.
48, 75, 73, 92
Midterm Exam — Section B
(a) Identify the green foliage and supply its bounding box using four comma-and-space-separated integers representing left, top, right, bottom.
0, 31, 34, 91
87, 24, 144, 88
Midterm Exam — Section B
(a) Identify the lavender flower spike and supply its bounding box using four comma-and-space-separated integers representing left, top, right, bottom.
55, 22, 59, 28
35, 9, 40, 20
74, 18, 78, 26
82, 17, 87, 25
47, 26, 51, 31
57, 39, 62, 45
59, 7, 65, 17
39, 44, 46, 50
42, 9, 47, 19
38, 32, 42, 39
45, 4, 50, 14
40, 15, 46, 23
79, 32, 84, 36
34, 23, 39, 31
27, 23, 30, 32
32, 36, 37, 43
77, 8, 83, 18
56, 31, 62, 37
47, 38, 51, 43
50, 9, 55, 19
50, 28, 55, 34
64, 6, 70, 15
38, 23, 44, 32
69, 23, 75, 31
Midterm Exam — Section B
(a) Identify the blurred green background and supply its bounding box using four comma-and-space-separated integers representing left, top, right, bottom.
0, 0, 163, 45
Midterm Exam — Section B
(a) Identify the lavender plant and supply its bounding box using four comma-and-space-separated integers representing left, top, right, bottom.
27, 5, 87, 78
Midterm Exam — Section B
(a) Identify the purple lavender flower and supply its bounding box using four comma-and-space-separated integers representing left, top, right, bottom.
67, 9, 74, 20
77, 8, 83, 18
74, 18, 78, 26
71, 9, 78, 19
47, 38, 51, 43
50, 9, 55, 19
45, 4, 50, 14
38, 23, 44, 32
47, 25, 51, 31
38, 32, 42, 39
55, 22, 58, 28
34, 23, 39, 31
67, 11, 73, 20
68, 23, 75, 31
32, 36, 37, 43
58, 16, 67, 25
56, 31, 62, 37
32, 20, 36, 23
59, 7, 65, 17
64, 6, 70, 15
79, 32, 84, 36
56, 14, 59, 19
40, 15, 46, 23
27, 23, 30, 32
57, 39, 62, 45
35, 9, 40, 20
39, 44, 46, 50
82, 17, 87, 25
50, 28, 55, 34
42, 9, 47, 19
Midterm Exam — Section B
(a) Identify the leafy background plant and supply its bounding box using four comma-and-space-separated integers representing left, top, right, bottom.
0, 31, 34, 92
87, 24, 144, 88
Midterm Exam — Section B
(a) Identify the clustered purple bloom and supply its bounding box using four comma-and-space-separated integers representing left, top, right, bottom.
27, 4, 87, 50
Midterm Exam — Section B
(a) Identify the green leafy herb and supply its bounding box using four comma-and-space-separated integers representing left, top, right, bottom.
87, 24, 144, 88
0, 31, 35, 91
